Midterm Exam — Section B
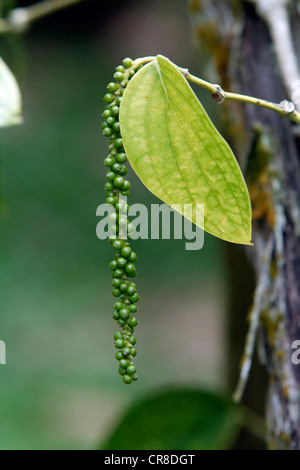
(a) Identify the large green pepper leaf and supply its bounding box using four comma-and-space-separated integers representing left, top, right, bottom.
120, 55, 252, 245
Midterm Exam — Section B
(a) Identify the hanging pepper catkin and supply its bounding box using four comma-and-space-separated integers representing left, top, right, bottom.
102, 58, 140, 384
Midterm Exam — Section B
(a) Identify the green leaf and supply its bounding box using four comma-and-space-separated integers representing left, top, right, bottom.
120, 55, 252, 245
0, 56, 22, 128
101, 388, 242, 450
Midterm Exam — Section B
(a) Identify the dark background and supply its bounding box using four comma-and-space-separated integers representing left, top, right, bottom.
0, 0, 226, 449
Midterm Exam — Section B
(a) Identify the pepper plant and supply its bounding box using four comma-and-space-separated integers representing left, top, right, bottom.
101, 54, 299, 386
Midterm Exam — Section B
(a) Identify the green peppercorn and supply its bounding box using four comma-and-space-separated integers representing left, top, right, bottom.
103, 127, 113, 137
115, 351, 124, 360
103, 109, 112, 119
119, 358, 129, 369
114, 138, 123, 149
123, 374, 133, 384
114, 176, 125, 188
123, 347, 131, 356
112, 288, 121, 297
125, 263, 136, 274
116, 65, 125, 73
106, 171, 116, 181
114, 302, 123, 312
127, 365, 136, 375
106, 116, 116, 126
104, 182, 114, 191
112, 122, 121, 133
115, 339, 125, 349
118, 165, 127, 176
120, 282, 128, 291
117, 257, 128, 268
104, 156, 114, 167
129, 335, 137, 346
118, 319, 126, 326
114, 332, 123, 341
131, 348, 137, 357
127, 270, 137, 278
114, 71, 124, 82
126, 285, 136, 296
118, 367, 127, 376
129, 304, 137, 313
112, 163, 122, 172
109, 224, 118, 235
106, 196, 116, 205
112, 239, 124, 250
121, 246, 132, 257
123, 57, 133, 68
129, 252, 138, 262
114, 268, 125, 278
115, 202, 129, 213
109, 260, 118, 271
112, 311, 120, 320
128, 317, 138, 327
118, 215, 128, 224
129, 293, 139, 303
104, 93, 114, 103
115, 152, 127, 163
122, 180, 131, 191
107, 82, 118, 93
112, 278, 122, 288
119, 308, 130, 320
111, 106, 119, 115
109, 212, 118, 223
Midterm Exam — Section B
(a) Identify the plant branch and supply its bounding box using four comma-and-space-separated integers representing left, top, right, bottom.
232, 235, 274, 403
133, 56, 300, 125
0, 0, 86, 34
250, 0, 300, 113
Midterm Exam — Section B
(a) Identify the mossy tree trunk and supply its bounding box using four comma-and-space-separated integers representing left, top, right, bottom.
190, 0, 300, 449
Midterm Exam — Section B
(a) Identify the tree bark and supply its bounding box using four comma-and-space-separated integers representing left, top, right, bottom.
190, 0, 300, 449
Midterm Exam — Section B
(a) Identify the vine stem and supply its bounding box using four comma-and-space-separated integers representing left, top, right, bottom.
250, 0, 300, 113
133, 56, 300, 125
0, 0, 85, 33
232, 234, 274, 403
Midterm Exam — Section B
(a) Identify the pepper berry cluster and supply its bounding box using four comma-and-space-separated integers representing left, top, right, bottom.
102, 57, 141, 384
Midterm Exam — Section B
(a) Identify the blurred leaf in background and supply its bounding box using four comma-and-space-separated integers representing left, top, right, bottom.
102, 388, 242, 450
0, 56, 22, 127
0, 52, 22, 212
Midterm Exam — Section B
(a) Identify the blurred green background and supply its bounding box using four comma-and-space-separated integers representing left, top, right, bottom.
0, 0, 230, 450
